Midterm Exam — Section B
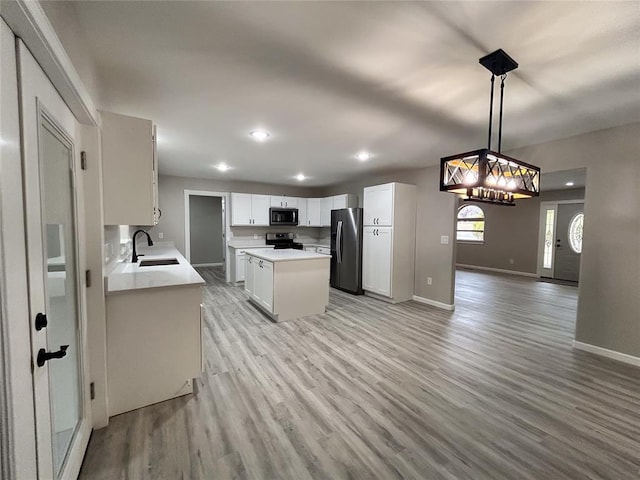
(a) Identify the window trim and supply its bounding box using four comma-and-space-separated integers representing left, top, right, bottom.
456, 205, 485, 244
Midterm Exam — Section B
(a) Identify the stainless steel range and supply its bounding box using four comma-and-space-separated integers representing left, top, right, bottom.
265, 232, 304, 250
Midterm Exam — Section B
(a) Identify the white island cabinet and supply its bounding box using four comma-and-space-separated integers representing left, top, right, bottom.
105, 247, 205, 417
245, 249, 330, 322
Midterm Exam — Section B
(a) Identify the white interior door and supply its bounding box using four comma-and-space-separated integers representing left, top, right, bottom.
18, 40, 91, 479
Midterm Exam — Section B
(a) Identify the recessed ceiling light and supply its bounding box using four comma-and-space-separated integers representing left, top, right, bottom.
216, 162, 230, 172
565, 181, 574, 186
295, 173, 306, 181
355, 151, 371, 161
249, 130, 270, 142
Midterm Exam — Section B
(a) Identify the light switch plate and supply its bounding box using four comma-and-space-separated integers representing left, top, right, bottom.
440, 235, 449, 245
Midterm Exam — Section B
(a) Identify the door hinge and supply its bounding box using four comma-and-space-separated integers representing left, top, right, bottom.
85, 269, 91, 288
90, 382, 95, 400
80, 151, 87, 170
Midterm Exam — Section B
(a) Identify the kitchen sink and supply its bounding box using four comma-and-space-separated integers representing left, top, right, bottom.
139, 258, 179, 267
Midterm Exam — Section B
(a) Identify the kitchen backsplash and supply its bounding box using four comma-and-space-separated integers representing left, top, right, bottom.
229, 226, 330, 246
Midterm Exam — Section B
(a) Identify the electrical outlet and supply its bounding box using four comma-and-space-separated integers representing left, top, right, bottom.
158, 232, 164, 239
440, 235, 449, 245
427, 277, 433, 285
509, 258, 514, 265
253, 234, 258, 239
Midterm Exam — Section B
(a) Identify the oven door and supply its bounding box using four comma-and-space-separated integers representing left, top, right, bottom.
269, 208, 299, 226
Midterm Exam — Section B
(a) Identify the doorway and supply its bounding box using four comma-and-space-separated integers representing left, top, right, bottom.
184, 190, 229, 273
537, 200, 584, 282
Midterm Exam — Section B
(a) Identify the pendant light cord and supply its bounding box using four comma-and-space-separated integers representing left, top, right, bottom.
498, 74, 507, 153
487, 74, 495, 150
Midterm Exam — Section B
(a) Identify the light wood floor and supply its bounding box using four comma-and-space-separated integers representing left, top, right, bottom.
80, 268, 640, 479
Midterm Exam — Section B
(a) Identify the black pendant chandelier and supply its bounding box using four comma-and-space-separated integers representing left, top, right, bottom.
440, 49, 540, 206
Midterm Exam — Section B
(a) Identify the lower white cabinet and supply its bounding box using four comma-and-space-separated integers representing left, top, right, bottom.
229, 245, 274, 284
106, 285, 202, 416
363, 226, 393, 297
244, 251, 330, 321
245, 255, 255, 296
253, 258, 274, 311
235, 254, 245, 282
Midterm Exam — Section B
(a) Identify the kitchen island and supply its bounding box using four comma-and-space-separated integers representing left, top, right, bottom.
105, 246, 204, 416
245, 248, 330, 322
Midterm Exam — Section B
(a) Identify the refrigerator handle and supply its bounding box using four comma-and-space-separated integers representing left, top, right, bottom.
336, 220, 343, 264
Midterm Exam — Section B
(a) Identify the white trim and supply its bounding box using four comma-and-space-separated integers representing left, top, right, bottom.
539, 199, 585, 206
192, 262, 223, 267
1, 0, 99, 126
456, 264, 539, 278
183, 190, 230, 281
412, 295, 455, 311
573, 341, 640, 367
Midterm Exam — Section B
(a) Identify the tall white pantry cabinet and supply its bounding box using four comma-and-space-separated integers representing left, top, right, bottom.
362, 182, 417, 303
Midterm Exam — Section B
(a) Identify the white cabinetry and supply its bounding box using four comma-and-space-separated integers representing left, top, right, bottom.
101, 110, 159, 226
306, 198, 322, 227
297, 198, 308, 226
362, 183, 416, 303
106, 285, 202, 416
230, 245, 274, 284
270, 196, 298, 208
253, 258, 274, 311
363, 183, 394, 226
231, 193, 270, 226
363, 226, 393, 296
245, 255, 255, 295
320, 194, 358, 226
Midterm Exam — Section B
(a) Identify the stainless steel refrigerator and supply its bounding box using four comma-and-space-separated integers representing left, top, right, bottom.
330, 208, 364, 294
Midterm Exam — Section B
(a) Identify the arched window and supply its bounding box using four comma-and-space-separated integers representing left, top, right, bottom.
568, 213, 584, 254
457, 205, 485, 242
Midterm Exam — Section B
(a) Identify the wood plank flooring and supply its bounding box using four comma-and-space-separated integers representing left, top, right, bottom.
80, 268, 640, 479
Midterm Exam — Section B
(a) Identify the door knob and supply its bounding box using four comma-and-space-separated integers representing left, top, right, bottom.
35, 312, 48, 331
37, 345, 69, 367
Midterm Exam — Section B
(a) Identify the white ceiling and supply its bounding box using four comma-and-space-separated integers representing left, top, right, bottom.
70, 1, 640, 187
540, 168, 586, 192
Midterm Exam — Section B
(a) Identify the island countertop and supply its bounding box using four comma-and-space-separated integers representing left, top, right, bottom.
106, 246, 205, 295
245, 248, 330, 262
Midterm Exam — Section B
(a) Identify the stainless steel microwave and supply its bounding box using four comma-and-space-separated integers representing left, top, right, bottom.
269, 207, 299, 226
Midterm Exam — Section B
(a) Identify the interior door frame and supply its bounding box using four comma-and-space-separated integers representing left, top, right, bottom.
1, 2, 101, 478
536, 200, 584, 277
183, 189, 230, 280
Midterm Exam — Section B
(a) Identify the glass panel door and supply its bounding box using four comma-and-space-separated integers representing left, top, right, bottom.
41, 117, 82, 476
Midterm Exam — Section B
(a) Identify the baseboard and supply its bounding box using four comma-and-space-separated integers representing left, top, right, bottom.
573, 341, 640, 367
456, 264, 539, 278
412, 295, 455, 311
192, 262, 223, 267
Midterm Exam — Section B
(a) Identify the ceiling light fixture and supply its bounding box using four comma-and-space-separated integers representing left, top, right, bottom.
295, 173, 306, 181
565, 181, 574, 187
216, 162, 230, 172
355, 151, 371, 161
249, 130, 270, 142
440, 49, 540, 206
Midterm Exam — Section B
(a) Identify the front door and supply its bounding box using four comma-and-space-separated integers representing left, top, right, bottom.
537, 202, 584, 282
554, 203, 584, 282
18, 39, 91, 479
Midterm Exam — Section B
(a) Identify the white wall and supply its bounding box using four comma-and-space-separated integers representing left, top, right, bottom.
508, 123, 640, 358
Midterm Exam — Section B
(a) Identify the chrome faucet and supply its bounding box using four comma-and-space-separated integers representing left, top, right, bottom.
131, 229, 153, 263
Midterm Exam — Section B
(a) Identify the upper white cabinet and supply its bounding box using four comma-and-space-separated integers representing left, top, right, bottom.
362, 183, 416, 303
320, 194, 358, 226
306, 198, 322, 227
363, 183, 394, 226
320, 197, 333, 226
101, 111, 158, 226
297, 198, 308, 226
231, 193, 270, 226
270, 196, 298, 208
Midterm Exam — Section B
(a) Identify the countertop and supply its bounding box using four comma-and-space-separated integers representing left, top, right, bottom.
106, 246, 205, 295
244, 248, 331, 262
302, 243, 330, 249
228, 244, 273, 250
